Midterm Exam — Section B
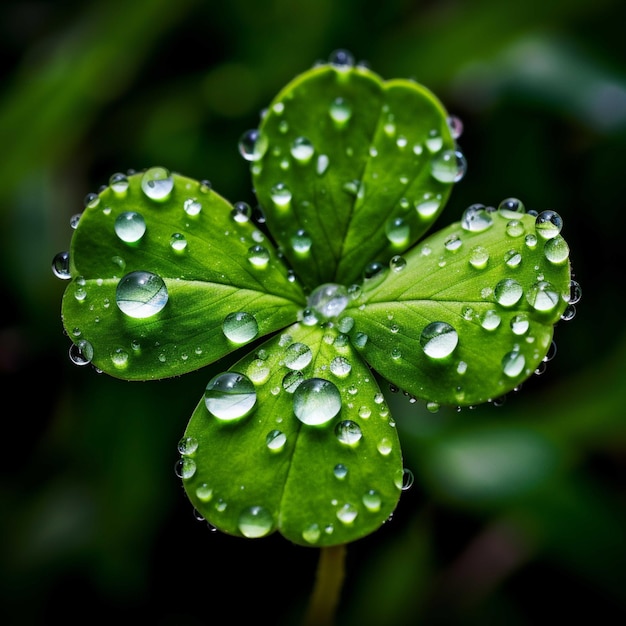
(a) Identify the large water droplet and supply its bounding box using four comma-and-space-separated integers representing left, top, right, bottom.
247, 245, 270, 268
329, 97, 352, 127
535, 210, 563, 239
330, 356, 351, 378
461, 204, 493, 232
109, 172, 129, 194
494, 278, 523, 307
336, 503, 358, 524
385, 217, 410, 246
335, 420, 362, 445
141, 166, 173, 201
222, 311, 259, 344
362, 489, 382, 512
266, 430, 287, 452
52, 251, 71, 279
116, 271, 168, 318
430, 149, 467, 183
544, 235, 569, 264
293, 378, 342, 425
502, 349, 526, 378
204, 372, 257, 421
238, 129, 268, 162
469, 245, 489, 269
284, 342, 313, 370
498, 197, 526, 218
270, 183, 292, 208
114, 211, 146, 243
526, 281, 559, 312
291, 229, 312, 254
290, 136, 315, 163
420, 322, 459, 359
237, 505, 274, 538
307, 283, 349, 320
69, 339, 93, 366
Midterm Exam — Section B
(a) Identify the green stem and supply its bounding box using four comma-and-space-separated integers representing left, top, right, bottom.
302, 544, 347, 626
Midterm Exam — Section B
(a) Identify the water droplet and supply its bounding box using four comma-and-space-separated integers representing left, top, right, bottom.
182, 198, 201, 216
469, 245, 489, 269
353, 332, 368, 348
506, 220, 525, 237
174, 457, 196, 479
238, 129, 268, 162
316, 154, 330, 175
290, 136, 315, 163
389, 255, 407, 272
169, 232, 187, 252
116, 271, 168, 318
114, 211, 146, 243
447, 115, 464, 139
69, 339, 93, 366
178, 436, 198, 455
238, 505, 274, 538
420, 322, 459, 359
111, 347, 129, 368
377, 437, 393, 455
307, 283, 349, 320
52, 251, 71, 279
329, 48, 355, 67
525, 233, 538, 249
535, 210, 563, 239
222, 312, 259, 344
84, 192, 100, 209
204, 372, 257, 421
480, 309, 501, 330
291, 229, 312, 254
395, 468, 414, 490
293, 378, 342, 426
329, 97, 352, 127
502, 349, 526, 378
270, 182, 292, 208
362, 489, 382, 512
266, 430, 287, 452
544, 235, 569, 264
430, 149, 466, 182
336, 503, 358, 524
569, 280, 582, 304
461, 204, 494, 232
335, 420, 362, 445
526, 280, 559, 312
109, 172, 129, 194
504, 249, 522, 268
498, 197, 526, 218
511, 313, 530, 335
333, 463, 348, 479
282, 370, 304, 393
141, 166, 173, 201
444, 234, 462, 251
385, 217, 410, 246
425, 130, 443, 152
284, 342, 313, 370
330, 356, 351, 378
494, 278, 523, 307
416, 193, 441, 218
231, 201, 251, 223
247, 245, 270, 268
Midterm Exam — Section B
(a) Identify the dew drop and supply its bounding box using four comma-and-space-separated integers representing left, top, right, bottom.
511, 313, 530, 335
506, 220, 525, 237
430, 149, 467, 183
169, 232, 187, 252
444, 234, 462, 251
293, 378, 342, 426
52, 251, 71, 279
231, 201, 251, 223
420, 322, 459, 359
270, 182, 292, 208
284, 342, 313, 370
544, 235, 569, 264
494, 278, 523, 307
385, 217, 410, 246
362, 489, 382, 512
535, 210, 563, 239
183, 198, 202, 216
222, 312, 259, 344
291, 229, 312, 254
178, 436, 199, 455
238, 129, 268, 162
141, 166, 173, 201
316, 154, 330, 175
307, 283, 349, 320
461, 204, 493, 232
335, 420, 362, 445
247, 245, 270, 268
447, 115, 464, 139
329, 48, 355, 67
266, 430, 287, 452
469, 245, 489, 269
69, 339, 93, 366
395, 468, 414, 490
290, 136, 315, 163
330, 356, 351, 378
502, 349, 526, 378
336, 503, 358, 524
498, 197, 526, 218
416, 193, 441, 218
111, 347, 129, 368
377, 437, 393, 456
84, 192, 100, 209
116, 271, 168, 318
204, 372, 257, 421
504, 249, 522, 268
390, 255, 407, 272
329, 97, 352, 127
526, 280, 559, 312
238, 505, 274, 538
174, 457, 196, 479
109, 172, 129, 194
480, 309, 501, 330
334, 463, 348, 479
425, 130, 443, 153
114, 211, 146, 243
282, 370, 304, 393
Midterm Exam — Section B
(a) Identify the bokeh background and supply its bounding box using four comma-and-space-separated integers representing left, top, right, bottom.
1, 1, 625, 624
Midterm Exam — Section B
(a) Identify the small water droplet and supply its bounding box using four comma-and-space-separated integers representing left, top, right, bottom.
84, 192, 100, 209
511, 313, 530, 335
293, 378, 342, 426
389, 255, 407, 272
282, 370, 304, 393
544, 235, 569, 264
270, 182, 292, 208
111, 347, 129, 368
169, 232, 187, 252
480, 309, 501, 330
329, 48, 355, 67
238, 129, 268, 162
284, 342, 313, 370
69, 339, 93, 366
335, 420, 362, 445
307, 283, 349, 320
336, 503, 358, 524
266, 430, 287, 452
114, 211, 146, 243
506, 220, 525, 237
109, 172, 129, 194
316, 154, 330, 175
504, 249, 522, 268
377, 437, 393, 455
116, 271, 168, 318
329, 97, 352, 127
502, 349, 526, 378
494, 278, 523, 307
385, 217, 410, 246
183, 198, 202, 216
444, 234, 463, 251
231, 201, 251, 223
291, 229, 312, 254
535, 210, 563, 239
362, 489, 382, 512
430, 149, 467, 183
425, 130, 443, 153
498, 197, 526, 218
461, 204, 493, 232
238, 505, 274, 538
334, 463, 348, 479
178, 436, 198, 455
330, 356, 351, 378
469, 245, 489, 269
52, 251, 71, 279
222, 312, 259, 344
204, 372, 257, 421
195, 483, 213, 502
290, 136, 315, 163
416, 193, 441, 218
174, 457, 196, 479
420, 322, 459, 359
526, 281, 559, 312
247, 245, 270, 268
141, 166, 173, 201
395, 468, 414, 490
447, 115, 464, 139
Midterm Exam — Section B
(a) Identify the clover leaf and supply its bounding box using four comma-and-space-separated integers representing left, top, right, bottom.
55, 53, 575, 547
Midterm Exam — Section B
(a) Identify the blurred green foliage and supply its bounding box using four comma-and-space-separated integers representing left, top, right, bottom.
1, 0, 625, 624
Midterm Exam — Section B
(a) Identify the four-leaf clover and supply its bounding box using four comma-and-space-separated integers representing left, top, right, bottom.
54, 52, 575, 547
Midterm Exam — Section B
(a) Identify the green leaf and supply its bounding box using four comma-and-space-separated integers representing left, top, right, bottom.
180, 322, 403, 546
249, 63, 459, 290
61, 169, 305, 380
346, 206, 572, 406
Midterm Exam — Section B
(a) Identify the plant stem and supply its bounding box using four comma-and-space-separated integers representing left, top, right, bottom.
302, 544, 347, 626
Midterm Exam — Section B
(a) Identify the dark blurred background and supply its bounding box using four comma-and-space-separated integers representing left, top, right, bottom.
1, 1, 625, 624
